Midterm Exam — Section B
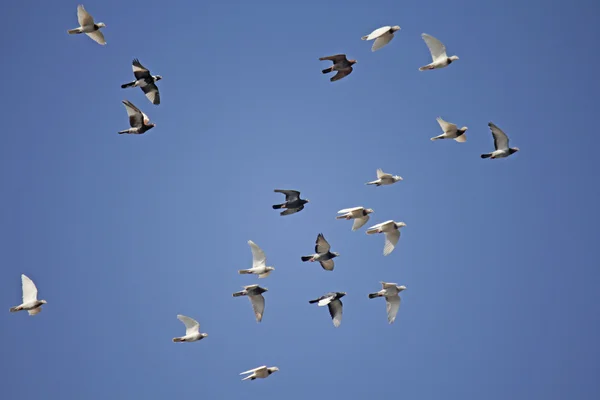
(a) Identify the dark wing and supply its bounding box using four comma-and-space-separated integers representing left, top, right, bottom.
488, 122, 509, 151
319, 54, 348, 64
328, 299, 343, 327
315, 233, 331, 254
281, 205, 303, 216
319, 259, 334, 271
132, 59, 151, 80
141, 82, 160, 105
122, 100, 143, 128
274, 189, 300, 202
331, 67, 353, 82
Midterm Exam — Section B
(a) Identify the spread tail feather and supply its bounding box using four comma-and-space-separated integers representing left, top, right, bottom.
301, 256, 312, 262
238, 269, 253, 275
481, 153, 492, 159
121, 81, 135, 89
9, 306, 20, 313
172, 337, 184, 342
322, 67, 333, 74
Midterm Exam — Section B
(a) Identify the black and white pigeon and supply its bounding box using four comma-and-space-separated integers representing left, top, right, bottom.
481, 122, 520, 159
309, 292, 346, 327
272, 189, 309, 216
118, 100, 155, 135
232, 284, 268, 323
301, 233, 340, 271
121, 59, 162, 105
368, 282, 406, 324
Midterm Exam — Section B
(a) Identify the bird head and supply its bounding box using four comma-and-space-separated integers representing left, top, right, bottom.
337, 292, 347, 298
396, 222, 407, 229
460, 126, 468, 132
154, 75, 163, 81
40, 300, 48, 304
450, 55, 459, 61
365, 208, 374, 215
97, 22, 106, 28
397, 285, 407, 292
304, 199, 310, 203
269, 367, 280, 374
510, 147, 520, 154
391, 26, 401, 32
149, 123, 156, 128
332, 252, 340, 258
266, 266, 275, 272
393, 175, 403, 182
349, 59, 357, 65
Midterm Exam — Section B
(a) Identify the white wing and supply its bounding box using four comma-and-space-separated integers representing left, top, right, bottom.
386, 295, 401, 324
367, 220, 394, 233
240, 366, 267, 375
317, 295, 334, 307
248, 240, 266, 268
77, 5, 94, 26
363, 26, 392, 40
422, 33, 447, 62
249, 295, 265, 322
489, 122, 509, 150
177, 314, 200, 336
28, 308, 42, 316
141, 111, 150, 125
383, 229, 401, 256
85, 30, 106, 45
436, 117, 457, 133
337, 207, 364, 214
21, 274, 38, 304
352, 216, 369, 231
381, 281, 398, 289
376, 168, 391, 179
372, 33, 394, 52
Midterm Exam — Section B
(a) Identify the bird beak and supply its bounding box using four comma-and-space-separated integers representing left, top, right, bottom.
306, 199, 310, 203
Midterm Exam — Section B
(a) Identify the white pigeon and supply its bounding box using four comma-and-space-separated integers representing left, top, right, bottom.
67, 5, 107, 45
336, 207, 374, 231
431, 117, 468, 142
361, 25, 401, 52
481, 122, 520, 159
9, 274, 47, 316
240, 365, 279, 381
418, 33, 458, 71
366, 168, 403, 186
368, 282, 407, 324
238, 240, 275, 278
172, 315, 208, 343
366, 220, 407, 256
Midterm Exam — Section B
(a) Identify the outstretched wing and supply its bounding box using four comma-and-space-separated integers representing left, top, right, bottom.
315, 233, 331, 254
383, 229, 401, 256
249, 294, 265, 322
21, 274, 38, 304
376, 168, 391, 179
281, 206, 303, 216
274, 189, 300, 202
372, 33, 394, 52
328, 299, 343, 327
338, 207, 363, 214
363, 26, 392, 41
28, 308, 43, 316
319, 54, 348, 63
386, 295, 401, 324
436, 117, 456, 133
177, 314, 200, 336
122, 100, 143, 128
85, 30, 106, 45
331, 68, 352, 82
352, 216, 370, 231
319, 259, 334, 271
488, 122, 509, 150
248, 240, 266, 268
422, 33, 447, 62
240, 366, 267, 375
132, 59, 151, 80
77, 5, 94, 26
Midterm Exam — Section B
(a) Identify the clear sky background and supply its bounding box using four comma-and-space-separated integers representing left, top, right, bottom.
1, 0, 599, 399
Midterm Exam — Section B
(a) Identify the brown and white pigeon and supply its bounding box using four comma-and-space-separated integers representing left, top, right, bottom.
118, 100, 155, 134
481, 122, 520, 159
121, 59, 162, 105
67, 5, 106, 45
319, 54, 357, 82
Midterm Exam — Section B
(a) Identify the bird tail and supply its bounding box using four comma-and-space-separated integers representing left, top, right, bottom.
480, 153, 492, 159
365, 180, 379, 186
308, 299, 319, 304
322, 67, 333, 74
121, 81, 135, 89
335, 214, 347, 220
238, 269, 253, 275
301, 256, 312, 262
368, 292, 381, 299
118, 130, 129, 134
272, 204, 284, 209
232, 291, 246, 297
9, 306, 20, 313
419, 65, 433, 71
67, 28, 82, 34
366, 228, 379, 235
430, 135, 444, 141
361, 35, 369, 40
172, 337, 184, 342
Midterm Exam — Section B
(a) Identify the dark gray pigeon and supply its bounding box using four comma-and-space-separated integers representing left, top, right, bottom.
232, 284, 268, 323
319, 54, 357, 82
301, 233, 339, 271
272, 189, 309, 216
118, 100, 155, 135
121, 59, 162, 105
309, 292, 346, 327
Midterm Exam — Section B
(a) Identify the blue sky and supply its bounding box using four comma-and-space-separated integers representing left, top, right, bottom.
1, 0, 599, 398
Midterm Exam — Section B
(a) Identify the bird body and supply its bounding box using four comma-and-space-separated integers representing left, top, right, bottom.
301, 233, 339, 271
366, 168, 403, 186
418, 33, 458, 71
366, 220, 406, 256
336, 207, 374, 231
172, 315, 208, 343
232, 284, 268, 322
67, 5, 106, 45
319, 54, 357, 82
9, 274, 47, 316
240, 365, 279, 381
309, 292, 346, 327
481, 122, 520, 159
121, 59, 162, 105
368, 282, 406, 324
431, 117, 467, 142
361, 25, 400, 52
272, 189, 309, 216
238, 240, 275, 278
119, 100, 155, 134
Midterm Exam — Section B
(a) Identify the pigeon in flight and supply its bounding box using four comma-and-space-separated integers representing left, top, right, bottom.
301, 233, 340, 271
309, 292, 346, 327
336, 207, 374, 231
368, 282, 407, 324
172, 315, 208, 343
319, 54, 357, 82
67, 5, 106, 45
366, 169, 403, 186
9, 274, 47, 316
240, 365, 279, 381
361, 25, 401, 52
238, 240, 275, 278
272, 189, 309, 216
232, 284, 268, 323
481, 122, 520, 159
366, 220, 407, 256
431, 117, 467, 142
121, 59, 162, 105
418, 33, 459, 71
118, 100, 155, 134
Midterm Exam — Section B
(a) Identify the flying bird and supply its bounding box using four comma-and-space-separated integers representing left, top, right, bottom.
361, 25, 401, 52
272, 189, 309, 216
368, 282, 406, 324
232, 284, 268, 323
172, 315, 208, 343
238, 240, 275, 278
431, 117, 467, 142
67, 5, 106, 45
301, 233, 339, 271
481, 122, 520, 159
121, 59, 162, 105
366, 169, 403, 186
240, 365, 279, 381
336, 207, 374, 231
319, 54, 357, 82
309, 292, 346, 327
418, 33, 459, 71
9, 274, 47, 316
366, 220, 407, 256
119, 100, 155, 134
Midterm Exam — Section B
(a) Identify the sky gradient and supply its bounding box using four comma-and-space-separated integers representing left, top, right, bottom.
1, 0, 600, 399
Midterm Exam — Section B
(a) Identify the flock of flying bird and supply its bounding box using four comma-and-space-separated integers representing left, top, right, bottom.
8, 4, 521, 383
